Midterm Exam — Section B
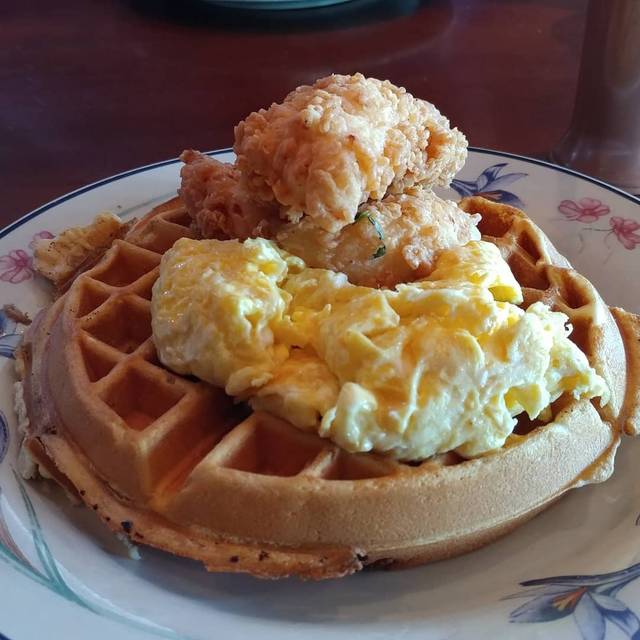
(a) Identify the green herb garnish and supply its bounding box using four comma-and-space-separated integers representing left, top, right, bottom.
354, 210, 386, 259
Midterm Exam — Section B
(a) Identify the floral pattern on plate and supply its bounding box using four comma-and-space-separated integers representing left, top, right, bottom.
0, 466, 192, 640
506, 565, 640, 640
0, 231, 53, 285
556, 198, 640, 254
608, 217, 640, 250
0, 308, 23, 360
450, 162, 528, 207
558, 198, 611, 223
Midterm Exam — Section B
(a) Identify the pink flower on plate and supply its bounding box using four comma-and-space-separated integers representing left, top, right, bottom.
609, 216, 640, 250
558, 197, 610, 223
29, 230, 54, 250
0, 250, 34, 284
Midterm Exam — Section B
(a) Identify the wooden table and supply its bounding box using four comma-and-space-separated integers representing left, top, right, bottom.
1, 0, 588, 226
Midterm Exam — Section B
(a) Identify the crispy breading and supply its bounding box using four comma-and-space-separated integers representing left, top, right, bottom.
180, 151, 479, 288
275, 189, 480, 288
179, 150, 278, 240
234, 73, 467, 233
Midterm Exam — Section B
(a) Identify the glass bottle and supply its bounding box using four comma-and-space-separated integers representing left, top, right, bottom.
551, 0, 640, 195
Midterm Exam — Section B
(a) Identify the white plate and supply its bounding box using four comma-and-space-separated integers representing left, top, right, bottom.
1, 148, 639, 640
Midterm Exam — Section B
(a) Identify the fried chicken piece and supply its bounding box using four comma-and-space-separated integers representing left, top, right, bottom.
179, 149, 278, 239
275, 190, 480, 288
180, 151, 480, 288
234, 73, 467, 233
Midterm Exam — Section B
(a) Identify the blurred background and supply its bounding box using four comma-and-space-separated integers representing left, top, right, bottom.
2, 0, 637, 222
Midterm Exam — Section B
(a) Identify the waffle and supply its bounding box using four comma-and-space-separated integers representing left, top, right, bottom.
16, 195, 640, 580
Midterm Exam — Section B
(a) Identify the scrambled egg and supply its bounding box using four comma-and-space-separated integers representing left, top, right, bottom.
151, 237, 609, 460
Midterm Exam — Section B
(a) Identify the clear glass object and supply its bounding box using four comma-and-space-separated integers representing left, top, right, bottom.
551, 0, 640, 195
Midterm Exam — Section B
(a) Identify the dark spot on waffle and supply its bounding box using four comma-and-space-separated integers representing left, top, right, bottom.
105, 516, 111, 522
135, 532, 145, 539
230, 555, 239, 563
319, 556, 327, 564
367, 557, 395, 570
356, 553, 369, 562
258, 550, 269, 561
121, 520, 133, 533
79, 490, 86, 496
92, 504, 98, 510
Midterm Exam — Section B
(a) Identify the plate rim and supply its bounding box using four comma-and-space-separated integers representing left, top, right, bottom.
3, 146, 637, 244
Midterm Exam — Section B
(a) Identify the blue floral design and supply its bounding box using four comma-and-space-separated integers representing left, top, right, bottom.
450, 163, 528, 208
0, 309, 22, 360
506, 564, 640, 639
0, 470, 194, 639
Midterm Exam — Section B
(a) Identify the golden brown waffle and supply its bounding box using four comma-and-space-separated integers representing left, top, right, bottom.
17, 195, 640, 579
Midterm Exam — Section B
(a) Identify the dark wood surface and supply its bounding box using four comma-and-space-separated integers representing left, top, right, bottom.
2, 0, 588, 225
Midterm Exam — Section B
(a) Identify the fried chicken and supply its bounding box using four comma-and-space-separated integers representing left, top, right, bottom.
180, 151, 480, 288
275, 190, 480, 288
179, 149, 278, 240
234, 73, 467, 233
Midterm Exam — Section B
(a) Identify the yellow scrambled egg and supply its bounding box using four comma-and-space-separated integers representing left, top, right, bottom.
151, 237, 609, 460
